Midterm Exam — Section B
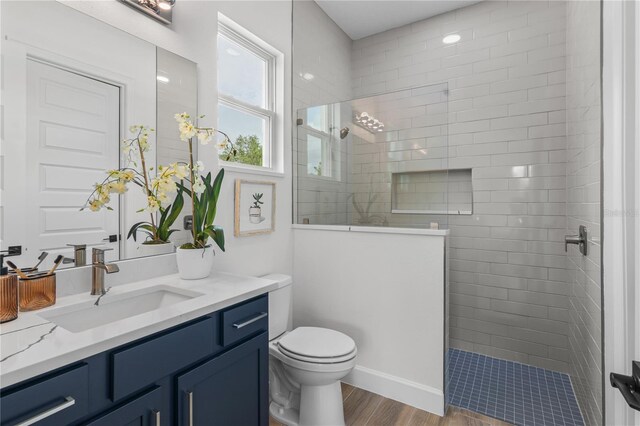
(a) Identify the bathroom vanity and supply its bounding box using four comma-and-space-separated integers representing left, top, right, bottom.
0, 273, 277, 426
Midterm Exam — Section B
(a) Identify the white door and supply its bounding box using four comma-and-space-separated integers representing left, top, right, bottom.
25, 59, 120, 268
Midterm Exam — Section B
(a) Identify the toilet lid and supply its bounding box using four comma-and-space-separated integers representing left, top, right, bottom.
277, 327, 356, 359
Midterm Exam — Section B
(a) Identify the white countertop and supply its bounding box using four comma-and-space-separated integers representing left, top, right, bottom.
0, 272, 279, 388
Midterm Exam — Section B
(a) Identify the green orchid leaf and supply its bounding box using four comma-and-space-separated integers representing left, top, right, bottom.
211, 225, 225, 252
127, 221, 153, 242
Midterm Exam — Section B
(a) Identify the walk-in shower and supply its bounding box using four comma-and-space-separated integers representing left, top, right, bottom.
293, 0, 603, 424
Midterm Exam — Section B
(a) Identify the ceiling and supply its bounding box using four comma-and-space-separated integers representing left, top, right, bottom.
315, 1, 483, 40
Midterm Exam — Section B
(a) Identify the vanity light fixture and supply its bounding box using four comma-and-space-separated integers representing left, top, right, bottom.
354, 112, 385, 133
442, 34, 461, 44
157, 0, 174, 11
120, 0, 175, 25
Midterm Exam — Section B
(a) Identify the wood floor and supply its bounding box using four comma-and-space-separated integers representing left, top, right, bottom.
270, 383, 513, 426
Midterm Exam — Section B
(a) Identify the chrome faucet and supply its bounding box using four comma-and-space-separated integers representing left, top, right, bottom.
92, 248, 119, 295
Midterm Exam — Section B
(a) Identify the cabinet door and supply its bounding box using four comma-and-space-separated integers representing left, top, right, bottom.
84, 386, 163, 426
176, 332, 268, 426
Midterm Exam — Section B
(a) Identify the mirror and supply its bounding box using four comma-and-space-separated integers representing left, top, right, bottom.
0, 1, 197, 270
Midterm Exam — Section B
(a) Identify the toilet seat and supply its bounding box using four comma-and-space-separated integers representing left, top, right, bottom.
278, 345, 357, 364
277, 327, 356, 363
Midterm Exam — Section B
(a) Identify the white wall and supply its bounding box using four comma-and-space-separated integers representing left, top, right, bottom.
349, 0, 570, 372
293, 227, 447, 415
4, 0, 293, 277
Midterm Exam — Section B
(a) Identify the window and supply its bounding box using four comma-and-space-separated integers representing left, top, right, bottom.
217, 18, 277, 169
301, 105, 339, 180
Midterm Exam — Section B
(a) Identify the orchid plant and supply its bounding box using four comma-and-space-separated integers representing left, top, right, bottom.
83, 115, 234, 251
174, 113, 233, 252
82, 126, 187, 245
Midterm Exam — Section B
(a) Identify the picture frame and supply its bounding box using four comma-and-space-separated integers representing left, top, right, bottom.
234, 180, 276, 237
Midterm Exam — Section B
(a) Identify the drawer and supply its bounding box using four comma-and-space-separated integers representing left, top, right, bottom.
111, 316, 218, 401
221, 295, 268, 347
0, 363, 89, 426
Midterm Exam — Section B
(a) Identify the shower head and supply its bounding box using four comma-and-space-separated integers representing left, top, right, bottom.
340, 127, 350, 139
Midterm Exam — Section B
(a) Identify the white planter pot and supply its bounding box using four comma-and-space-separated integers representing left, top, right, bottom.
136, 242, 174, 257
249, 206, 264, 224
176, 246, 214, 280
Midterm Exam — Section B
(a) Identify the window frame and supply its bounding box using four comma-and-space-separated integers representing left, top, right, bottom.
300, 103, 341, 181
217, 20, 277, 171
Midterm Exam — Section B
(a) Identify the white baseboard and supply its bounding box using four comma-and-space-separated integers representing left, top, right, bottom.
343, 365, 445, 417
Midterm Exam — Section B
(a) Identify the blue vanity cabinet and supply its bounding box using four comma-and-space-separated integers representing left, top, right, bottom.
0, 364, 90, 426
0, 294, 269, 426
83, 386, 163, 426
176, 332, 269, 426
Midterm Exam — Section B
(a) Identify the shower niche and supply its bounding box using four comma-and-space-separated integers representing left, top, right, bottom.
391, 169, 473, 215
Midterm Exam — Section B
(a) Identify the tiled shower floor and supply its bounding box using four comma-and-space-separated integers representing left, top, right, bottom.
448, 349, 584, 426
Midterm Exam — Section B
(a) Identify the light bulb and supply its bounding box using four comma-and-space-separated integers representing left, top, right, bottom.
442, 34, 461, 44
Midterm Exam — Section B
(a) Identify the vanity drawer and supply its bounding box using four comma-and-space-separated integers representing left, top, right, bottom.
221, 295, 268, 347
111, 316, 218, 401
0, 363, 89, 426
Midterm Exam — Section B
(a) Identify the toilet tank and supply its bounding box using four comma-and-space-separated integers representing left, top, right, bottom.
261, 274, 292, 340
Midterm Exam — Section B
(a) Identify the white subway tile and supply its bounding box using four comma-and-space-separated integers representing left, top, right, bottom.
473, 128, 528, 144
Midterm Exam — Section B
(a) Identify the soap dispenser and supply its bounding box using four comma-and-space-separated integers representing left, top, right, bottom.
0, 253, 19, 323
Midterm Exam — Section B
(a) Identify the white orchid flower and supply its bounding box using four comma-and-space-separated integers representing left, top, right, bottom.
193, 177, 206, 194
197, 130, 213, 145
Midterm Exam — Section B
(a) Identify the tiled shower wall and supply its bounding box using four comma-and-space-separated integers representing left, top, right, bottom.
350, 1, 571, 371
565, 1, 602, 424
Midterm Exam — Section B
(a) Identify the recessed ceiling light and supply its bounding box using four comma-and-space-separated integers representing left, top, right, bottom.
301, 72, 315, 81
442, 34, 461, 44
156, 75, 170, 83
226, 48, 240, 56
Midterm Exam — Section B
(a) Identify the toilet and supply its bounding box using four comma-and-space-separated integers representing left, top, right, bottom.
264, 274, 357, 426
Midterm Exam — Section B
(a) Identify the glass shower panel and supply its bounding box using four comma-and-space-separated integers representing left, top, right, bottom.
295, 82, 451, 230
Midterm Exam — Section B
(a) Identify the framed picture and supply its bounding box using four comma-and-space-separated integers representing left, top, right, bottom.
234, 180, 276, 237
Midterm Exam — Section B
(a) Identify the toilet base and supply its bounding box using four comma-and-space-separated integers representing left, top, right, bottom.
270, 401, 300, 426
270, 381, 346, 426
299, 381, 345, 426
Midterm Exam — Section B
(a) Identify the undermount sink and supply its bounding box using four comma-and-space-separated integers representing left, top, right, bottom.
38, 285, 203, 333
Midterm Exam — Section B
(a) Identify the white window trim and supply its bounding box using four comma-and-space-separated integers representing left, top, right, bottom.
300, 104, 341, 182
217, 14, 284, 175
303, 126, 335, 181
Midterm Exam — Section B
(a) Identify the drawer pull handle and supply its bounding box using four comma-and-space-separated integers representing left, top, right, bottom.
16, 396, 75, 426
154, 409, 161, 426
187, 391, 194, 426
233, 312, 267, 329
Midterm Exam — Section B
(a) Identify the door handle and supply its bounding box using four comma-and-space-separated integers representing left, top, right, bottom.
153, 409, 161, 426
187, 391, 194, 426
565, 225, 588, 255
610, 361, 640, 411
